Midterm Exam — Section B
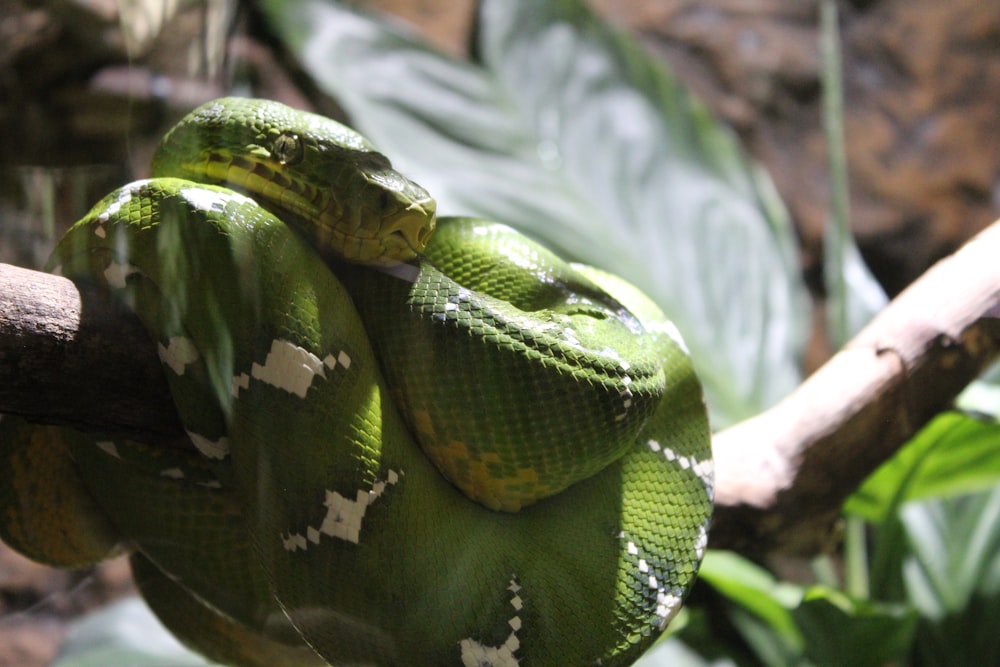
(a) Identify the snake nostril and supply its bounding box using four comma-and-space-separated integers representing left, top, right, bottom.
385, 213, 434, 254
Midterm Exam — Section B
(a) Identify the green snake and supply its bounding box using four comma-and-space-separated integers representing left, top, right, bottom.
0, 98, 712, 666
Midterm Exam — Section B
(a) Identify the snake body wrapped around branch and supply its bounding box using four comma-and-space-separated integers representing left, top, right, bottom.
0, 98, 712, 666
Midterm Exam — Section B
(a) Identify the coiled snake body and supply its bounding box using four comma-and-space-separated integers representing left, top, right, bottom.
0, 98, 712, 666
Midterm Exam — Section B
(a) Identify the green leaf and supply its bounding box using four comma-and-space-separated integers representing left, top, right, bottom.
694, 555, 917, 666
844, 412, 1000, 523
956, 359, 1000, 419
696, 551, 804, 651
645, 605, 751, 667
52, 598, 216, 667
258, 0, 810, 427
793, 586, 916, 667
898, 487, 1000, 665
901, 487, 1000, 617
634, 633, 738, 667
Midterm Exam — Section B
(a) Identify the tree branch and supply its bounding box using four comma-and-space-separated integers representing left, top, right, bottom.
3, 221, 1000, 555
0, 264, 183, 443
711, 218, 1000, 554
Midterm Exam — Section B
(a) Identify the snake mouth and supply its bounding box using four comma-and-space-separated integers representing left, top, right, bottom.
382, 198, 436, 258
305, 196, 435, 266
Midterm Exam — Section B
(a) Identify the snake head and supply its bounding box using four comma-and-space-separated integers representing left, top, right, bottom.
151, 97, 436, 265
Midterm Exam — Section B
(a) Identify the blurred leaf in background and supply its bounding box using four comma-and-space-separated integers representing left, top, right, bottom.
845, 412, 1000, 524
52, 598, 215, 667
897, 487, 1000, 665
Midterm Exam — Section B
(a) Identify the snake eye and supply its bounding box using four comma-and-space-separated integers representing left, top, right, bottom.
272, 132, 303, 165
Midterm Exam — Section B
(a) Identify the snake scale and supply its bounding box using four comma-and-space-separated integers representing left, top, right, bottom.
0, 98, 712, 666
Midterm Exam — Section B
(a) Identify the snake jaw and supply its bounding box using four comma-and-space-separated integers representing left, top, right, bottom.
379, 197, 437, 262
349, 164, 437, 265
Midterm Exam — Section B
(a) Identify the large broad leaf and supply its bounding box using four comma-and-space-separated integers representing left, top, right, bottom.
794, 587, 916, 667
847, 412, 1000, 645
669, 553, 915, 667
897, 487, 1000, 665
690, 550, 805, 661
844, 412, 1000, 523
257, 0, 810, 427
956, 359, 1000, 418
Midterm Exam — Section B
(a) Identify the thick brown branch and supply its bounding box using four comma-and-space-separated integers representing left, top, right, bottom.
710, 218, 1000, 554
2, 221, 1000, 556
0, 263, 183, 442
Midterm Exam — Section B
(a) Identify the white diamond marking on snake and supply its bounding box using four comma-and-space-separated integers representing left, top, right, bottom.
695, 521, 709, 560
251, 339, 326, 399
95, 186, 145, 289
158, 336, 200, 376
230, 373, 250, 398
95, 441, 120, 459
187, 431, 230, 460
647, 440, 713, 493
459, 576, 523, 667
621, 535, 685, 631
322, 350, 352, 370
103, 261, 141, 289
615, 374, 634, 422
656, 590, 683, 630
232, 343, 352, 400
96, 183, 135, 224
282, 469, 401, 550
179, 184, 253, 213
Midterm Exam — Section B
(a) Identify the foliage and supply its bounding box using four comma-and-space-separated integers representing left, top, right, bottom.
45, 1, 999, 666
656, 409, 1000, 667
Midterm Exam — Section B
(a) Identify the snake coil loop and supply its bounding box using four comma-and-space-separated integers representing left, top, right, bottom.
0, 98, 712, 667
